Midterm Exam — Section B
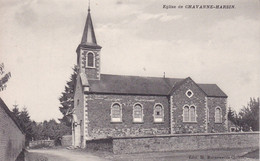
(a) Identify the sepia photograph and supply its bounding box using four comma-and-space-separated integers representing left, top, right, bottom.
0, 0, 259, 160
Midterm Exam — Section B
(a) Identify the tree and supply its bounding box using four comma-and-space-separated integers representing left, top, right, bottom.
227, 107, 236, 124
228, 98, 259, 132
20, 108, 33, 139
0, 62, 11, 91
36, 119, 70, 145
58, 65, 78, 127
238, 97, 259, 131
227, 107, 241, 131
12, 105, 20, 118
31, 121, 43, 140
12, 104, 71, 146
12, 106, 33, 146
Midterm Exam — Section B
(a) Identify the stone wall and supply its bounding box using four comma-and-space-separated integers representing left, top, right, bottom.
171, 78, 207, 134
112, 132, 259, 154
207, 97, 227, 133
0, 98, 25, 161
81, 49, 101, 80
29, 140, 54, 148
61, 135, 72, 147
86, 138, 113, 152
86, 94, 170, 139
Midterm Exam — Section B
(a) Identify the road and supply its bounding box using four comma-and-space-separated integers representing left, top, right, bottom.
27, 148, 110, 161
26, 147, 258, 161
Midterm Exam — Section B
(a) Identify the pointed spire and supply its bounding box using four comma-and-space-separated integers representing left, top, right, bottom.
81, 1, 97, 46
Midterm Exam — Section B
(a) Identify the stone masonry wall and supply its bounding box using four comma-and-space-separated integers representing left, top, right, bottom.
29, 140, 54, 148
0, 99, 25, 161
171, 78, 207, 134
86, 94, 170, 139
112, 132, 259, 154
86, 138, 113, 152
81, 49, 100, 80
61, 135, 72, 147
207, 97, 227, 133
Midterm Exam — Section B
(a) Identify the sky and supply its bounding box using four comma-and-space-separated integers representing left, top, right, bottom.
0, 0, 259, 122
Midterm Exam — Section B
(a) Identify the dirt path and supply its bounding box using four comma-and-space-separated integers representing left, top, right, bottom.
26, 147, 258, 161
27, 149, 110, 161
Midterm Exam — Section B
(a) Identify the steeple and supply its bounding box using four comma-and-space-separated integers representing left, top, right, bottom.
76, 5, 102, 80
80, 5, 99, 47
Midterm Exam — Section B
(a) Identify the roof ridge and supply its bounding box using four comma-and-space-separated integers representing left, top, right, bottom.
198, 83, 217, 85
100, 73, 183, 80
167, 77, 190, 95
162, 78, 173, 88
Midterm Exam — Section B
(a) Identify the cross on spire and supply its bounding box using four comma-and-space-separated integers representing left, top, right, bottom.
88, 0, 90, 12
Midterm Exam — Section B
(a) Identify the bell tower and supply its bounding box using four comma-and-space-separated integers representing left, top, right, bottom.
76, 6, 102, 80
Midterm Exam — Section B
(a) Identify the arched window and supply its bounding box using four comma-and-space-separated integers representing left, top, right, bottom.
87, 52, 94, 67
183, 105, 197, 122
154, 104, 164, 122
215, 107, 222, 123
183, 105, 189, 122
111, 103, 122, 122
133, 103, 143, 122
190, 106, 196, 122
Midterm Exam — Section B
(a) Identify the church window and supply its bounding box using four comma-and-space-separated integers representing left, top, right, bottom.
111, 103, 122, 122
183, 105, 197, 122
183, 105, 189, 122
133, 103, 143, 123
186, 89, 193, 98
215, 107, 222, 123
87, 52, 94, 67
154, 104, 164, 122
190, 106, 196, 122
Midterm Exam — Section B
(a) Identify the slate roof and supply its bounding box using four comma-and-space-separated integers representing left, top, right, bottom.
0, 97, 24, 134
80, 72, 89, 87
198, 84, 227, 97
87, 74, 227, 97
79, 8, 101, 49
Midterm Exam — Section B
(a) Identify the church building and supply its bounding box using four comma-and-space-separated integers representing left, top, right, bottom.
72, 7, 228, 148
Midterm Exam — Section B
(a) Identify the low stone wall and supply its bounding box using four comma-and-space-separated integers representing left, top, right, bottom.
91, 127, 170, 139
112, 132, 259, 154
61, 135, 72, 147
86, 138, 113, 152
29, 140, 54, 148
